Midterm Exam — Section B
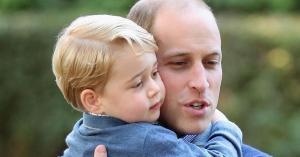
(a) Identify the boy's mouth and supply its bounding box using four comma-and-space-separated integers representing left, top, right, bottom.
150, 102, 162, 110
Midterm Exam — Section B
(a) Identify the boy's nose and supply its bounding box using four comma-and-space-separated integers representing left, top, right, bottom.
148, 80, 161, 98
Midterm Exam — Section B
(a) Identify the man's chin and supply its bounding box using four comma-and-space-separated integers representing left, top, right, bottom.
173, 120, 211, 135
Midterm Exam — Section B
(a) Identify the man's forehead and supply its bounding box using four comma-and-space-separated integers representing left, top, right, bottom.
153, 7, 220, 42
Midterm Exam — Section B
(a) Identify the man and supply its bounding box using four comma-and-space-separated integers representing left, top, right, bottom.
94, 0, 271, 156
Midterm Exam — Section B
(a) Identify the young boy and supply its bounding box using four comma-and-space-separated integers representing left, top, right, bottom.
53, 15, 242, 157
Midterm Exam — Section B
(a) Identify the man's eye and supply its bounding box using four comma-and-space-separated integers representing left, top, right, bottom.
207, 60, 218, 65
205, 60, 220, 68
172, 61, 187, 65
168, 60, 189, 70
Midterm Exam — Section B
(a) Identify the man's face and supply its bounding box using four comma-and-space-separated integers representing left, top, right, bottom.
153, 7, 222, 134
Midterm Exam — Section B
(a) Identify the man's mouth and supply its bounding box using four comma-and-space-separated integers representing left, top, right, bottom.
190, 103, 203, 110
183, 100, 210, 117
187, 101, 209, 110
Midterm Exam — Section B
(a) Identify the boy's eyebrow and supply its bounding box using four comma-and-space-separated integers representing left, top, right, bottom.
152, 61, 158, 68
127, 61, 158, 83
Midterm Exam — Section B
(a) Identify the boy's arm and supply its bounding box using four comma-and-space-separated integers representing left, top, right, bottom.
191, 109, 242, 156
203, 121, 242, 157
242, 144, 272, 157
186, 110, 271, 157
143, 122, 242, 157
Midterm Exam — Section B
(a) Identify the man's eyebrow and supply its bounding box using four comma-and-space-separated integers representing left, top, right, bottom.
212, 48, 222, 53
209, 51, 222, 58
163, 51, 190, 58
209, 51, 221, 56
164, 51, 222, 58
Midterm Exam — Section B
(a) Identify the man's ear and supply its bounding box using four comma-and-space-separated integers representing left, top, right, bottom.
80, 89, 102, 113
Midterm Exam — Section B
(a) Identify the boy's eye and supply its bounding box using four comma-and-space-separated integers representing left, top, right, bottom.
152, 70, 158, 78
133, 80, 143, 88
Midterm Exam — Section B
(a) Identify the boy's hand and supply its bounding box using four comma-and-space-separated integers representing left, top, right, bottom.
94, 145, 107, 157
212, 109, 228, 122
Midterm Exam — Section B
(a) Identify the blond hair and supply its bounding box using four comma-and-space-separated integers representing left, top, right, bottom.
127, 0, 211, 33
52, 15, 157, 111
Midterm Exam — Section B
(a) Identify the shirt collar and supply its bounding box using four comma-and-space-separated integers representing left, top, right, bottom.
83, 112, 128, 129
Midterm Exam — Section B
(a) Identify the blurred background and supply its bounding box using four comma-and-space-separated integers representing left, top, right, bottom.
0, 0, 299, 156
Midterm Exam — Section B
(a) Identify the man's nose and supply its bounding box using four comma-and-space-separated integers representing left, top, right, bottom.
188, 63, 209, 93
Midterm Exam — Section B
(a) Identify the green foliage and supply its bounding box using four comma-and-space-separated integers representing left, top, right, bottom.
0, 0, 135, 13
206, 0, 299, 13
0, 0, 76, 11
1, 4, 300, 157
1, 0, 300, 13
0, 0, 32, 10
0, 12, 81, 157
218, 14, 300, 156
77, 0, 135, 13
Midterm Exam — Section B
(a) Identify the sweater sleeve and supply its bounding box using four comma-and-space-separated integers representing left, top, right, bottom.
143, 123, 242, 157
194, 121, 243, 157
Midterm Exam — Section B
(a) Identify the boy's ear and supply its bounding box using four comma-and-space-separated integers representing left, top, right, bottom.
80, 89, 102, 113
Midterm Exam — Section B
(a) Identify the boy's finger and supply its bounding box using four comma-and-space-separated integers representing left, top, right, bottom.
94, 145, 107, 157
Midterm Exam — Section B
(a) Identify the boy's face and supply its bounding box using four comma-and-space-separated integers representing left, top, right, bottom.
152, 7, 222, 134
99, 46, 165, 123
